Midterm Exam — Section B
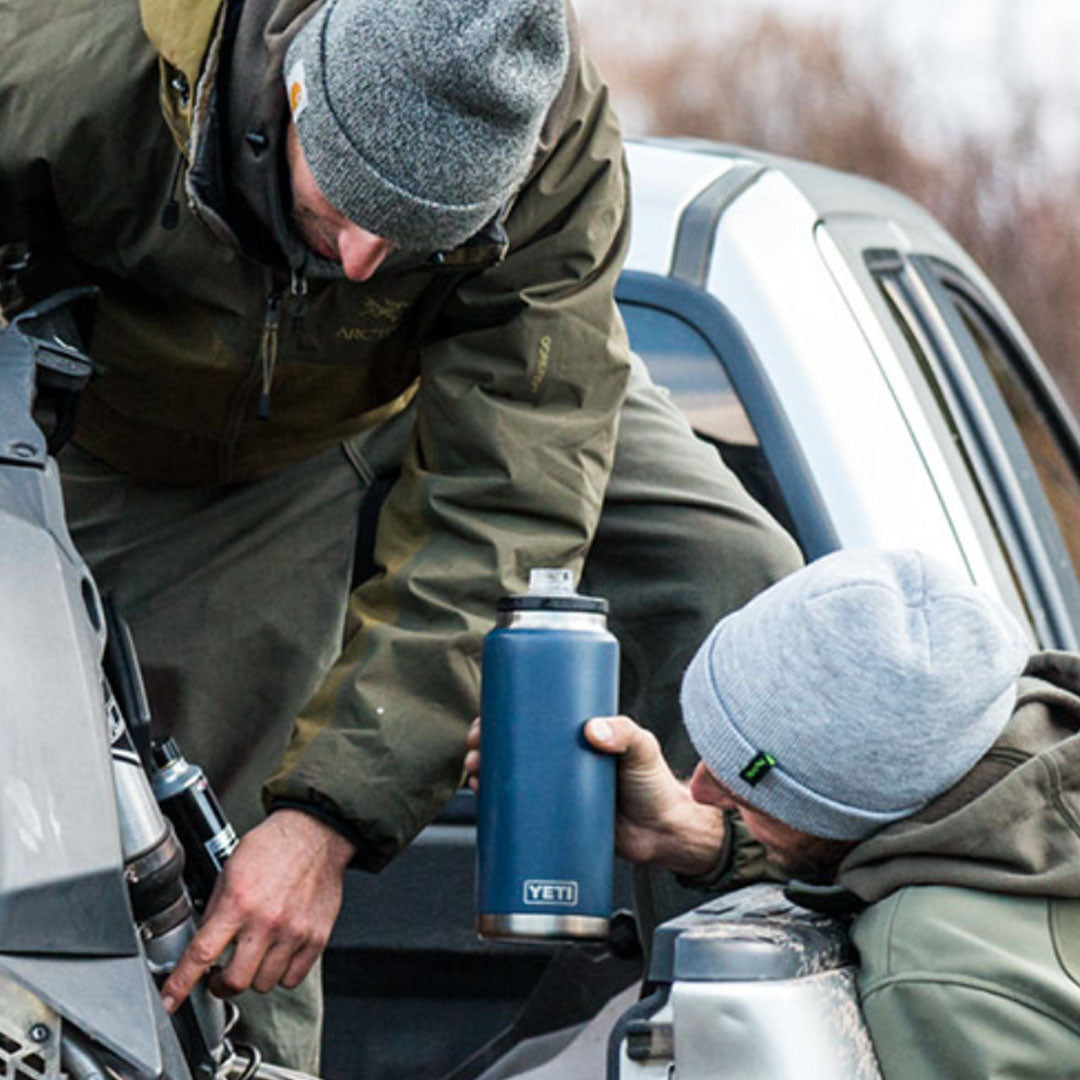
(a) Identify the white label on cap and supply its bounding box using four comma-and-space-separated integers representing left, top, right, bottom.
527, 568, 575, 596
286, 59, 307, 121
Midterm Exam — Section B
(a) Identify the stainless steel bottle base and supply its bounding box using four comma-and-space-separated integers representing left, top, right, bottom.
477, 913, 610, 941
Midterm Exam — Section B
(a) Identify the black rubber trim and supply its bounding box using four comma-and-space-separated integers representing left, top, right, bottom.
927, 258, 1080, 471
606, 986, 669, 1080
497, 594, 607, 614
616, 270, 839, 560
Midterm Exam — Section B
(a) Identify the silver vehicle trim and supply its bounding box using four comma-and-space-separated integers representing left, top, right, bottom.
812, 222, 999, 585
669, 162, 766, 286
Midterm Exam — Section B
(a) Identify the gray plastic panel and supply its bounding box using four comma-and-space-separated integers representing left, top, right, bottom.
0, 466, 135, 955
673, 914, 853, 982
0, 954, 183, 1080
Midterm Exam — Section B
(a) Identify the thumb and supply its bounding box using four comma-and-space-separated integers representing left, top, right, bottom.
584, 714, 639, 755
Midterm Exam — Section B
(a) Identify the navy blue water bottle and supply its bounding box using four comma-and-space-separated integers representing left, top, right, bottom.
476, 568, 619, 940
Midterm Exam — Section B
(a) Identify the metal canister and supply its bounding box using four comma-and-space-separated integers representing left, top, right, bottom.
150, 737, 238, 908
476, 568, 619, 940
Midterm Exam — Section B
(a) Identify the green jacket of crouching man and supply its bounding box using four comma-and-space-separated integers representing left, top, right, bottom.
843, 651, 1080, 1079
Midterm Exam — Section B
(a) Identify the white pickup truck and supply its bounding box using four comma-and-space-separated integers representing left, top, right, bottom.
323, 139, 1080, 1080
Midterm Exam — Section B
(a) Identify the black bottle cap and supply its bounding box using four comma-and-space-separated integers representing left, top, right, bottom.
151, 735, 183, 770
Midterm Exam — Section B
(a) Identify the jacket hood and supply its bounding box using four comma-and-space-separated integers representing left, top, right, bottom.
838, 650, 1080, 904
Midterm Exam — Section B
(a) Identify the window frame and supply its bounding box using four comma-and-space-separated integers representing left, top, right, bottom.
872, 251, 1080, 648
616, 269, 839, 559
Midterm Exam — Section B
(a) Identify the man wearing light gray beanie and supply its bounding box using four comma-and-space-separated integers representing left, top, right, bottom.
579, 548, 1080, 1079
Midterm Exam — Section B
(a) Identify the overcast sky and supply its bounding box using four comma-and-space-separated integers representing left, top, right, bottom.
741, 0, 1078, 164
578, 0, 1080, 167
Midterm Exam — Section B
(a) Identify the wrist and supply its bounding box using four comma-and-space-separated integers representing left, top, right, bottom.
650, 793, 727, 878
675, 809, 736, 889
271, 807, 357, 871
267, 798, 363, 862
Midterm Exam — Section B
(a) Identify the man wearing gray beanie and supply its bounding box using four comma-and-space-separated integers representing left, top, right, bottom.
0, 0, 802, 1068
576, 548, 1080, 1078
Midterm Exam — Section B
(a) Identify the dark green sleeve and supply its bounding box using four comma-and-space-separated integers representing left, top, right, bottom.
0, 0, 166, 311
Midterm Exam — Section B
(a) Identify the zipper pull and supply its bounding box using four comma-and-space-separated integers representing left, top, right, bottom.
258, 292, 281, 421
161, 151, 185, 231
290, 269, 308, 334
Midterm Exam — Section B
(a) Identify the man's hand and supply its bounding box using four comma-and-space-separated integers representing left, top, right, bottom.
583, 715, 725, 877
465, 715, 725, 878
160, 809, 355, 1012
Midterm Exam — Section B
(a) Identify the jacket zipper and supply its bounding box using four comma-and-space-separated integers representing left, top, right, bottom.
257, 291, 281, 420
217, 283, 283, 479
160, 150, 186, 231
257, 272, 307, 419
290, 268, 307, 333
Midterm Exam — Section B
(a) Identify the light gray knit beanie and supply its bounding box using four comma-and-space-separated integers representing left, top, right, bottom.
284, 0, 569, 251
680, 549, 1032, 840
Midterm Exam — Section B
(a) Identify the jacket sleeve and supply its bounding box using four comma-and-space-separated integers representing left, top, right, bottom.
263, 53, 633, 869
0, 0, 82, 305
0, 0, 167, 312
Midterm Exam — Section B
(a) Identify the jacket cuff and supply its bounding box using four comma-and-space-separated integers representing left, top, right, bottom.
266, 798, 369, 864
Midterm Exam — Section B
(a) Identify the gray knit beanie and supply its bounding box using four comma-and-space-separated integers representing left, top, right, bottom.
284, 0, 569, 251
680, 549, 1032, 840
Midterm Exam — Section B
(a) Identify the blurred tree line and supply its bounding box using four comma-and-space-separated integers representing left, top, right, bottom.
579, 3, 1080, 411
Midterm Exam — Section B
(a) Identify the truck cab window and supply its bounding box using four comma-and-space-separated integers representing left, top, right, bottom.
619, 299, 797, 541
944, 286, 1080, 581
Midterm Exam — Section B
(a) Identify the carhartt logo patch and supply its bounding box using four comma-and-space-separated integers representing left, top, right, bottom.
740, 751, 776, 786
286, 60, 307, 120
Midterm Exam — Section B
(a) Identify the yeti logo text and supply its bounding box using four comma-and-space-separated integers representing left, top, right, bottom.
523, 880, 578, 907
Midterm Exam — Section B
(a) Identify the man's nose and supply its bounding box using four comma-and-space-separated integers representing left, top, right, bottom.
337, 226, 392, 282
688, 761, 736, 810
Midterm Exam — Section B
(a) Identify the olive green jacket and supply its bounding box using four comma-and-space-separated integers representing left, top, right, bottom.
0, 0, 631, 866
839, 651, 1080, 1079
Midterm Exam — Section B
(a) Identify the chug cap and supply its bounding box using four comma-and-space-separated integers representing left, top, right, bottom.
498, 568, 609, 614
